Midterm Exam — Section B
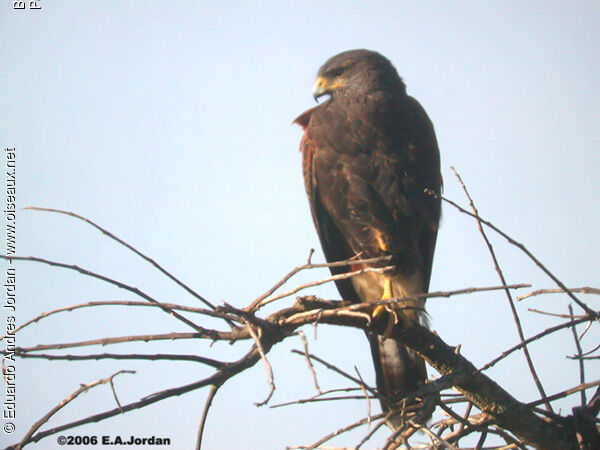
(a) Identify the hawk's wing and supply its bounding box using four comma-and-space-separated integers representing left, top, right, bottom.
295, 92, 441, 429
295, 106, 361, 303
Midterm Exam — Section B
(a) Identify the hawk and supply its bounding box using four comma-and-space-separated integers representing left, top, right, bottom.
294, 49, 442, 427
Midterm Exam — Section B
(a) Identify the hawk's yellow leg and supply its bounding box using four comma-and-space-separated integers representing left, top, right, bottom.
372, 278, 396, 339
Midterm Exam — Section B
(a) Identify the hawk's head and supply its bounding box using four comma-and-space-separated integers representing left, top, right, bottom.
312, 49, 406, 101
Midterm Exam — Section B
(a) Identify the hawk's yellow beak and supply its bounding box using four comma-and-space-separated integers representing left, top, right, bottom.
313, 76, 340, 102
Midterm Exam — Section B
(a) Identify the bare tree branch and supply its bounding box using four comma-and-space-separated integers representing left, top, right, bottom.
196, 384, 220, 450
0, 300, 234, 341
527, 380, 600, 407
298, 330, 322, 394
12, 370, 135, 450
9, 350, 225, 367
0, 254, 209, 333
426, 190, 598, 317
451, 166, 552, 411
24, 207, 217, 310
244, 318, 276, 407
290, 349, 384, 405
479, 314, 595, 372
517, 287, 600, 302
568, 305, 587, 406
248, 252, 394, 312
258, 264, 396, 308
9, 191, 600, 449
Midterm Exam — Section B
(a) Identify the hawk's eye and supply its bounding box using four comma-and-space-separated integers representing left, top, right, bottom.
329, 67, 344, 78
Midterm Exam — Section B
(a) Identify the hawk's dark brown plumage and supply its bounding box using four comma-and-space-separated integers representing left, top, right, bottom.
294, 49, 442, 427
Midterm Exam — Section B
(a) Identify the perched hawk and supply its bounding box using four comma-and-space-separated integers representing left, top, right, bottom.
294, 49, 442, 427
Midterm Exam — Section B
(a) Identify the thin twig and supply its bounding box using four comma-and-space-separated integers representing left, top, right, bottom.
12, 331, 278, 448
24, 206, 217, 310
270, 388, 366, 409
586, 386, 600, 417
282, 285, 530, 332
196, 384, 220, 450
290, 350, 383, 404
579, 341, 600, 358
475, 430, 488, 450
434, 412, 492, 445
273, 395, 375, 408
381, 419, 409, 450
356, 419, 388, 450
354, 367, 372, 429
301, 413, 386, 450
568, 304, 587, 406
9, 331, 224, 353
248, 253, 394, 312
244, 319, 276, 406
458, 402, 474, 437
528, 308, 585, 319
259, 264, 396, 308
416, 422, 459, 450
479, 314, 594, 372
492, 426, 528, 450
298, 331, 322, 394
379, 283, 530, 305
517, 287, 600, 302
108, 376, 125, 413
527, 379, 600, 407
0, 255, 208, 333
428, 191, 597, 317
15, 370, 135, 450
1, 300, 236, 341
451, 167, 551, 411
436, 400, 477, 443
578, 320, 594, 341
9, 351, 225, 367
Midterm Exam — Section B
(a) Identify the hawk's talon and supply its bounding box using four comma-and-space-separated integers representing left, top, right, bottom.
372, 304, 396, 339
369, 278, 398, 338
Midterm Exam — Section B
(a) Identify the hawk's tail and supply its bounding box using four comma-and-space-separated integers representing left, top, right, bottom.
366, 332, 428, 430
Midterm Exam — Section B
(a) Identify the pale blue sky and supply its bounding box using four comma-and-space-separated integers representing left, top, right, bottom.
2, 2, 599, 449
